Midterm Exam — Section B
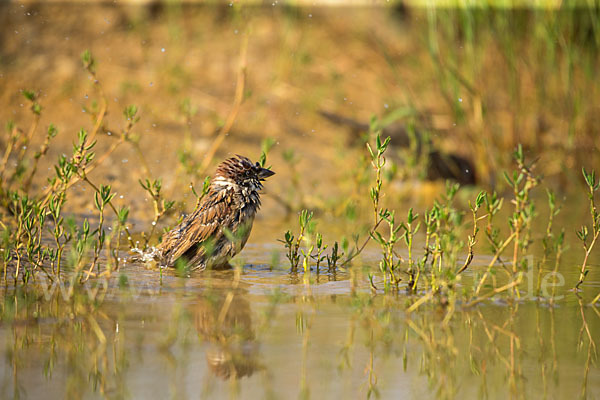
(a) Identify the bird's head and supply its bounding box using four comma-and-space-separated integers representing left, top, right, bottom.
213, 155, 275, 192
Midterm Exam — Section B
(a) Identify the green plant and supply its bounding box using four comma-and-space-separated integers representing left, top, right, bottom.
85, 184, 115, 279
370, 209, 403, 291
341, 128, 389, 267
575, 167, 599, 289
326, 241, 343, 272
366, 130, 390, 225
311, 232, 327, 274
402, 207, 420, 289
504, 144, 540, 273
457, 190, 485, 275
280, 209, 313, 272
139, 178, 175, 250
538, 190, 561, 296
0, 50, 141, 289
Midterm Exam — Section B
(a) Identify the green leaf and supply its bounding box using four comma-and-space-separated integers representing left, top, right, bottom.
260, 137, 276, 167
5, 120, 15, 133
94, 192, 102, 211
81, 50, 95, 71
32, 103, 42, 115
47, 124, 58, 138
78, 128, 87, 147
316, 232, 323, 248
118, 207, 129, 224
124, 105, 138, 121
513, 143, 524, 163
475, 191, 485, 208
366, 143, 374, 159
503, 171, 513, 186
22, 89, 35, 101
381, 136, 391, 152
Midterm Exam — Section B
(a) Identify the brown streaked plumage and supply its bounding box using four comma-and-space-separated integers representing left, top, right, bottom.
157, 155, 274, 270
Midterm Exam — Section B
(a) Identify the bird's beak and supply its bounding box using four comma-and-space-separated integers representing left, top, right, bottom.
258, 167, 275, 180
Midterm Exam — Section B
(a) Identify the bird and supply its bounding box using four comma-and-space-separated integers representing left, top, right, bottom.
156, 155, 275, 271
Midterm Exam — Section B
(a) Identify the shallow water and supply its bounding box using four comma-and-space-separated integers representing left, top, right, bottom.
1, 205, 600, 399
0, 225, 599, 399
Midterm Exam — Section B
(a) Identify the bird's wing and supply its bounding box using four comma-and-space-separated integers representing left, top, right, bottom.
158, 188, 234, 266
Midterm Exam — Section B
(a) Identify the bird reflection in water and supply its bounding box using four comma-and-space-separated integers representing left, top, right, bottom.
191, 289, 261, 380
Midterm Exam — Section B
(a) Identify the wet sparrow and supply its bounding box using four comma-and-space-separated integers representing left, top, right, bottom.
157, 155, 275, 270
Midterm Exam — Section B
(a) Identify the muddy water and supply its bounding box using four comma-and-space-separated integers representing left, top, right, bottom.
0, 218, 599, 399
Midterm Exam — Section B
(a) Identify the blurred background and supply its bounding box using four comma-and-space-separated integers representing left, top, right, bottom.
1, 0, 599, 221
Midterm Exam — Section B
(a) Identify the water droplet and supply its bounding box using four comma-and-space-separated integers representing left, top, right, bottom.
107, 131, 112, 136
458, 97, 463, 102
308, 13, 312, 18
229, 2, 233, 6
84, 94, 88, 99
161, 48, 166, 53
122, 159, 128, 163
234, 29, 238, 34
384, 103, 389, 109
151, 221, 156, 226
119, 195, 124, 199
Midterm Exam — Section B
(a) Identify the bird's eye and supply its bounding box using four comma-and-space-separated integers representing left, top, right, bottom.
255, 162, 260, 168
